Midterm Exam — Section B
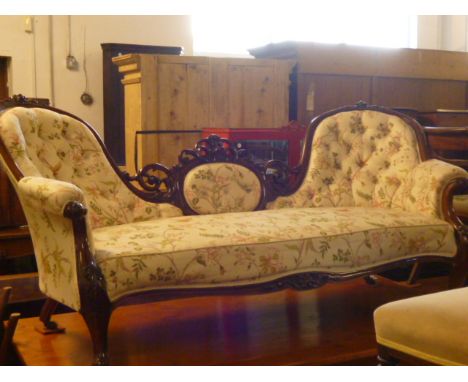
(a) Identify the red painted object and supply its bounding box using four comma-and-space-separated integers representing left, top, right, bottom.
202, 121, 306, 167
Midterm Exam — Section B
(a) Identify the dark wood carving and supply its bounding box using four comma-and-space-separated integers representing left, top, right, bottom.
124, 134, 270, 214
0, 95, 466, 365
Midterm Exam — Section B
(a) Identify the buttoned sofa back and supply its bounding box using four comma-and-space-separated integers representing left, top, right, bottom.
0, 107, 182, 229
270, 110, 421, 209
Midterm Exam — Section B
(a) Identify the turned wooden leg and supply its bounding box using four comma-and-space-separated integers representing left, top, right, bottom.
81, 303, 112, 366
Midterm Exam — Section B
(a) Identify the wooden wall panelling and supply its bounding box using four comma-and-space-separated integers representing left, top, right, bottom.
250, 42, 468, 126
297, 74, 372, 124
371, 77, 467, 111
251, 42, 468, 81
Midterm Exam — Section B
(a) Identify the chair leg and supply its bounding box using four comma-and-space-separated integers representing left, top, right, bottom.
36, 298, 65, 334
81, 302, 112, 366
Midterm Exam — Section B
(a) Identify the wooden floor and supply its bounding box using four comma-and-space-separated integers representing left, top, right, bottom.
12, 275, 448, 366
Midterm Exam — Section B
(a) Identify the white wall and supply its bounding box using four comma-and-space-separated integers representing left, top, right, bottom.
418, 15, 468, 52
0, 15, 193, 136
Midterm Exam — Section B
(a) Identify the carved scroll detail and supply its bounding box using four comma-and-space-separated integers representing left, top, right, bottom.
261, 273, 329, 292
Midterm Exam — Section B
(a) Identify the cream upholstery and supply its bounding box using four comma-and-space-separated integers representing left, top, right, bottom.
0, 105, 465, 313
183, 163, 262, 214
375, 287, 468, 365
0, 107, 182, 229
93, 207, 456, 301
17, 176, 84, 310
392, 159, 468, 219
268, 110, 467, 219
0, 107, 182, 309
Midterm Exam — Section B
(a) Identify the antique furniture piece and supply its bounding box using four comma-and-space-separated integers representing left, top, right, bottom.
374, 286, 468, 365
0, 98, 49, 304
113, 54, 294, 171
0, 96, 467, 365
202, 121, 306, 167
250, 41, 468, 127
101, 43, 182, 166
0, 286, 20, 365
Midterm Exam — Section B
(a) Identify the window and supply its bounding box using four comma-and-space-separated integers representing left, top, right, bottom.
192, 13, 418, 56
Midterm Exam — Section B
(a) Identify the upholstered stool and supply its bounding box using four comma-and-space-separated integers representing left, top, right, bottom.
374, 287, 468, 365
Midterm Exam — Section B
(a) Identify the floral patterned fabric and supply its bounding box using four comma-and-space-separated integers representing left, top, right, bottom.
16, 176, 86, 310
0, 107, 182, 309
183, 163, 262, 214
392, 159, 468, 219
0, 106, 465, 310
269, 111, 422, 209
268, 110, 468, 219
93, 207, 457, 301
0, 107, 182, 229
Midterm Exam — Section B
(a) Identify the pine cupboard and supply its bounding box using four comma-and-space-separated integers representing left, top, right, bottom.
113, 54, 294, 171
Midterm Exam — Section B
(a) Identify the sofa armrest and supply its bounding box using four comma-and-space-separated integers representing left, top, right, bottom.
18, 176, 85, 216
17, 177, 92, 311
392, 159, 468, 220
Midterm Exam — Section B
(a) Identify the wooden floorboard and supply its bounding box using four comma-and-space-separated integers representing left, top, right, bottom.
12, 275, 448, 366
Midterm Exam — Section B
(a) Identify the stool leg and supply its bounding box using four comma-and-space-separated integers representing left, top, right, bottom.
377, 345, 400, 366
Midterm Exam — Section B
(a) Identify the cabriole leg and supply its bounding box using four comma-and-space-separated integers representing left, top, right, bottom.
81, 302, 112, 366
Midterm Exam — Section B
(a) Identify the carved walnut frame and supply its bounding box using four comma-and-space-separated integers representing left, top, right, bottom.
0, 95, 466, 365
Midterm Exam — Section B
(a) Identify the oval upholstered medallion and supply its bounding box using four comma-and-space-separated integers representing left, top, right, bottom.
183, 162, 262, 214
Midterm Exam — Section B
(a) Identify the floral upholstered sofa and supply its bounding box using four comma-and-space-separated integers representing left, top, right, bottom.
0, 95, 467, 365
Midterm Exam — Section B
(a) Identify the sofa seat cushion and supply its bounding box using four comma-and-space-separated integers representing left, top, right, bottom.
374, 287, 468, 365
92, 207, 457, 301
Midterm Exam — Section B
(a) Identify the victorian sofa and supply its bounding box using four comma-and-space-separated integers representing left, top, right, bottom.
0, 95, 467, 365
